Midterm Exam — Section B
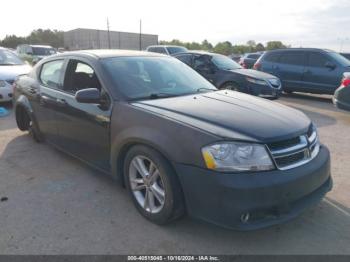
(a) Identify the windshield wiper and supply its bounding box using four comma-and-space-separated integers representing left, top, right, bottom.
131, 92, 180, 101
196, 87, 217, 92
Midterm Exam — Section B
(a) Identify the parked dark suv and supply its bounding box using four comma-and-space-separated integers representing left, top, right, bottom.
174, 51, 281, 98
14, 50, 331, 230
255, 48, 350, 94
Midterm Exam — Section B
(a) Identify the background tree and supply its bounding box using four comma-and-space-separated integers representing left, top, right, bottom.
0, 29, 64, 49
255, 43, 265, 52
266, 41, 286, 50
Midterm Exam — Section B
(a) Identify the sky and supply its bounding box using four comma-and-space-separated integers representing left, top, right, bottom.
1, 0, 350, 52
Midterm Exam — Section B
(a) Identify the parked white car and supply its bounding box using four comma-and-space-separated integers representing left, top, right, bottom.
0, 47, 31, 102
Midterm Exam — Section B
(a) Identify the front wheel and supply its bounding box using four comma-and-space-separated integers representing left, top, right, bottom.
124, 145, 185, 225
220, 82, 240, 91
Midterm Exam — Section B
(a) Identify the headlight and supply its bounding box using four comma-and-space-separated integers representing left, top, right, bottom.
246, 77, 268, 86
0, 80, 6, 87
202, 142, 274, 172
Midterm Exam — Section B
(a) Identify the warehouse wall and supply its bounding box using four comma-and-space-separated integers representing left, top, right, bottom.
64, 28, 158, 51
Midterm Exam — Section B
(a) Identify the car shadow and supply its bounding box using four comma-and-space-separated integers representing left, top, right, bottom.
1, 133, 349, 254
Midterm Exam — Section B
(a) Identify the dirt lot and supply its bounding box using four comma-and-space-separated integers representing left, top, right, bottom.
0, 93, 349, 255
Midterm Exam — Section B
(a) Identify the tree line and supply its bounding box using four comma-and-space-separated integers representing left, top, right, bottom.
160, 39, 289, 55
0, 29, 64, 49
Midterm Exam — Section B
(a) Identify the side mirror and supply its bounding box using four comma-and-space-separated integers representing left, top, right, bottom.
26, 51, 33, 55
75, 88, 101, 104
325, 62, 336, 70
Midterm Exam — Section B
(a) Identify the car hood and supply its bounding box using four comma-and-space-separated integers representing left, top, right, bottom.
132, 90, 311, 143
230, 68, 276, 80
0, 64, 32, 80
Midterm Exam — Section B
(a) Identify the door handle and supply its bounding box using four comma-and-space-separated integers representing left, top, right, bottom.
56, 98, 67, 106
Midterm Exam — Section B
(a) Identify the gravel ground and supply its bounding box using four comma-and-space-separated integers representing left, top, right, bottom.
0, 93, 349, 255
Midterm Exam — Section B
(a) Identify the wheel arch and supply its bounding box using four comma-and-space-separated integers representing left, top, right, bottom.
111, 136, 178, 188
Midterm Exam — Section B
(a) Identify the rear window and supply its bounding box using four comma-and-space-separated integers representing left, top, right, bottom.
279, 52, 305, 66
167, 46, 188, 55
32, 47, 56, 56
248, 54, 260, 59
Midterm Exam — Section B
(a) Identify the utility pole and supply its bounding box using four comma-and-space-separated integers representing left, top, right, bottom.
107, 17, 111, 49
139, 19, 142, 51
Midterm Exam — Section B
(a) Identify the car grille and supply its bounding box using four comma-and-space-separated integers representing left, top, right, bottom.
267, 126, 320, 170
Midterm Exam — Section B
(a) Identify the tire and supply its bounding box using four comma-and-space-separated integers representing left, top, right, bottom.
124, 145, 185, 225
220, 82, 240, 91
16, 107, 42, 143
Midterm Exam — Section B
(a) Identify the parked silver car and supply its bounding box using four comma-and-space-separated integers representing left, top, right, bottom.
0, 47, 31, 102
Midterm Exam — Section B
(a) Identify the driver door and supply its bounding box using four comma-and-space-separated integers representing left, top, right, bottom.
193, 55, 217, 84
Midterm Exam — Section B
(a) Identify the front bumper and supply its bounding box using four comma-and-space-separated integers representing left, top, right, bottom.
248, 82, 282, 98
175, 145, 331, 230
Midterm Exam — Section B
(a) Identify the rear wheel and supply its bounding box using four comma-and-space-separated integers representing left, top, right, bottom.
124, 145, 185, 224
16, 107, 42, 142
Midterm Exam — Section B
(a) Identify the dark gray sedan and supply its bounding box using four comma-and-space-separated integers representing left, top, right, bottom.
174, 51, 281, 99
13, 50, 331, 230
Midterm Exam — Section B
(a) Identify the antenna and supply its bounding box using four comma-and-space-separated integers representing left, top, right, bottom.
139, 19, 142, 51
107, 17, 111, 49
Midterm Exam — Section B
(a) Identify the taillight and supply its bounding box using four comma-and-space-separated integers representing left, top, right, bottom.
341, 78, 350, 87
253, 62, 261, 70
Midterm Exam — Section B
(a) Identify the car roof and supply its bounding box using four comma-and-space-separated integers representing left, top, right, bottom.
266, 48, 335, 53
147, 45, 187, 49
174, 50, 214, 56
52, 49, 168, 59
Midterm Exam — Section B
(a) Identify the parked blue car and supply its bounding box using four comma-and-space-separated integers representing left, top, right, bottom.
254, 48, 350, 94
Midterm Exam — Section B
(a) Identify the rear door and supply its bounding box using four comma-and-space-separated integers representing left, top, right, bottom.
34, 59, 67, 144
302, 52, 341, 94
53, 58, 112, 171
275, 51, 306, 91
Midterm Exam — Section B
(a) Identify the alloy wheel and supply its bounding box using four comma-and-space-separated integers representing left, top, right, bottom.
129, 156, 165, 214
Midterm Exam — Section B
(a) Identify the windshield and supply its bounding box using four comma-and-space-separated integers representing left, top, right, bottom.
211, 54, 242, 70
101, 56, 217, 100
0, 50, 24, 65
167, 46, 188, 55
328, 52, 350, 66
32, 47, 56, 56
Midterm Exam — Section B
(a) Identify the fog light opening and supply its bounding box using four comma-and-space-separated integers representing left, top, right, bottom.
241, 213, 250, 223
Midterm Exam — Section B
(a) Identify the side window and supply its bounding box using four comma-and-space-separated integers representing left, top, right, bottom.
308, 52, 331, 67
193, 55, 210, 69
39, 60, 65, 89
248, 54, 260, 59
264, 53, 280, 63
177, 54, 192, 66
63, 60, 102, 94
279, 52, 305, 66
147, 47, 155, 52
